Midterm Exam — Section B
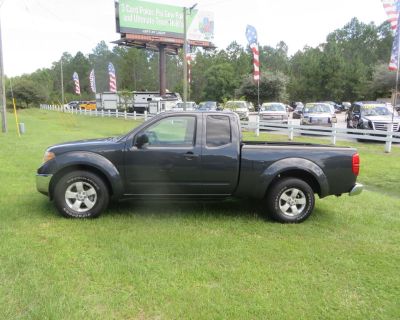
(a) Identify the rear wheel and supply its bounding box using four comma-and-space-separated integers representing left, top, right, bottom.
54, 171, 109, 218
266, 178, 315, 223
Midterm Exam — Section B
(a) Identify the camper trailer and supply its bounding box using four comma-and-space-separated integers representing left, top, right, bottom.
96, 91, 182, 114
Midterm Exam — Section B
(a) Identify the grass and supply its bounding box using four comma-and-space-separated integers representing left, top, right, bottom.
0, 109, 399, 319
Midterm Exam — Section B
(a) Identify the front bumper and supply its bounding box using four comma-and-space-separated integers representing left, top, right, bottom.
36, 174, 53, 196
349, 183, 363, 196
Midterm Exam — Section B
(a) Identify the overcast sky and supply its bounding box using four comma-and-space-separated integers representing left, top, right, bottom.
1, 0, 389, 76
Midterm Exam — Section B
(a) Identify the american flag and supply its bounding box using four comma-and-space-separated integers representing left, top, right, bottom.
72, 72, 80, 95
246, 25, 260, 82
382, 0, 400, 30
389, 14, 400, 70
89, 69, 96, 93
108, 62, 117, 92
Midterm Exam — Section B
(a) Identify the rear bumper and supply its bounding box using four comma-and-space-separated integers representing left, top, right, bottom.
349, 183, 363, 196
36, 174, 53, 196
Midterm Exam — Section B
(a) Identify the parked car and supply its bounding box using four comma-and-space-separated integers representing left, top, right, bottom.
346, 101, 400, 132
259, 102, 289, 123
292, 104, 304, 119
341, 102, 351, 111
36, 111, 363, 223
67, 101, 81, 109
291, 102, 304, 110
198, 101, 220, 111
79, 101, 96, 111
173, 101, 197, 111
285, 104, 294, 112
301, 103, 337, 127
320, 101, 342, 113
225, 101, 249, 121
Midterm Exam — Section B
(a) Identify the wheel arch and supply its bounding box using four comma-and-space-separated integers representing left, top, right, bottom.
260, 158, 329, 198
265, 169, 321, 198
48, 151, 124, 200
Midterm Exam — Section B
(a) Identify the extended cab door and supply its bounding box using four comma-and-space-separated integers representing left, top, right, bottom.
124, 114, 203, 195
200, 114, 240, 195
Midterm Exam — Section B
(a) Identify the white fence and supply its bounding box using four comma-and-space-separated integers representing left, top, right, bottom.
242, 117, 400, 153
40, 104, 153, 121
40, 105, 400, 153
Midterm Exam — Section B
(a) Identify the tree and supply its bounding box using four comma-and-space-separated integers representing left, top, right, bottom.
11, 79, 47, 108
239, 72, 288, 105
370, 63, 396, 99
203, 63, 237, 102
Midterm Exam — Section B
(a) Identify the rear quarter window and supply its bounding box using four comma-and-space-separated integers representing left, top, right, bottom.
206, 115, 231, 147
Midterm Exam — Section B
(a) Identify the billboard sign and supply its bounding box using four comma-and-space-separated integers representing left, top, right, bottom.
118, 0, 214, 43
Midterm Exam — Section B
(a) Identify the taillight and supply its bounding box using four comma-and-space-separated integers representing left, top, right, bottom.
352, 153, 360, 176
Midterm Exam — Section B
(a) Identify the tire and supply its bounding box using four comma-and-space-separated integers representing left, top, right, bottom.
266, 178, 315, 223
53, 170, 109, 218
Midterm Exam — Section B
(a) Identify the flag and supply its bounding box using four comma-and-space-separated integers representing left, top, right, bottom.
72, 72, 80, 95
108, 62, 117, 92
246, 25, 260, 82
389, 14, 400, 70
89, 69, 96, 93
381, 0, 400, 30
186, 44, 192, 84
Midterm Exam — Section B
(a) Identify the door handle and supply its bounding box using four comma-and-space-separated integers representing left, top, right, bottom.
184, 151, 198, 160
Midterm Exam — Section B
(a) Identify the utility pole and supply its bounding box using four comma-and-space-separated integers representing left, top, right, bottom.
183, 6, 187, 106
60, 57, 65, 105
183, 3, 197, 109
0, 11, 7, 133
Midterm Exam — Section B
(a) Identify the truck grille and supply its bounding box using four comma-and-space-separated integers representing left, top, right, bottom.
372, 122, 399, 132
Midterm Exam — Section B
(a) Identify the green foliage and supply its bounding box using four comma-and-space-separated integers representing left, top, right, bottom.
8, 79, 47, 108
239, 72, 288, 105
202, 63, 237, 102
6, 18, 395, 107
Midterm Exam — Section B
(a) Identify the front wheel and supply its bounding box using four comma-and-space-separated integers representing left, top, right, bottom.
53, 171, 109, 218
266, 178, 315, 223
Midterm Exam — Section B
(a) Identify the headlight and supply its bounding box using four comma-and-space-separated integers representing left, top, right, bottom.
43, 151, 55, 163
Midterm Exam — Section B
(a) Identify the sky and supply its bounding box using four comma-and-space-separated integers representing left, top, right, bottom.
1, 0, 389, 76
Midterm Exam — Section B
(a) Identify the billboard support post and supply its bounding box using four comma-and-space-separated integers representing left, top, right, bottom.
159, 44, 166, 96
183, 4, 197, 109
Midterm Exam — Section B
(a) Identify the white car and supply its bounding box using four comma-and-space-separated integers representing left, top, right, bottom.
225, 101, 250, 121
259, 102, 289, 123
172, 101, 197, 111
301, 103, 337, 127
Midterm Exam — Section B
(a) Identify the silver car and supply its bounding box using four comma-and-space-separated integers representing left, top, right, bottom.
259, 102, 288, 123
301, 103, 337, 127
225, 101, 250, 121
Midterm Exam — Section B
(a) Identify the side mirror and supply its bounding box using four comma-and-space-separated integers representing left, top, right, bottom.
135, 133, 149, 149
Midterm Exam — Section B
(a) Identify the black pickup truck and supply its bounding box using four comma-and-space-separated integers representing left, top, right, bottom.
36, 111, 363, 223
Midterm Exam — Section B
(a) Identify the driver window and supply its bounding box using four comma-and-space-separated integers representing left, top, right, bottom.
141, 116, 196, 147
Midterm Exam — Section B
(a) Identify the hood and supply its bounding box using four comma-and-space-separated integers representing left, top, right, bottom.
235, 107, 249, 112
48, 137, 120, 154
303, 112, 332, 117
260, 110, 287, 115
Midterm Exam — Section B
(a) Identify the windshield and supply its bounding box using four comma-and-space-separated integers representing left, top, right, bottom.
304, 104, 332, 113
175, 102, 194, 109
361, 105, 392, 116
225, 101, 247, 109
261, 104, 286, 111
198, 101, 217, 109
